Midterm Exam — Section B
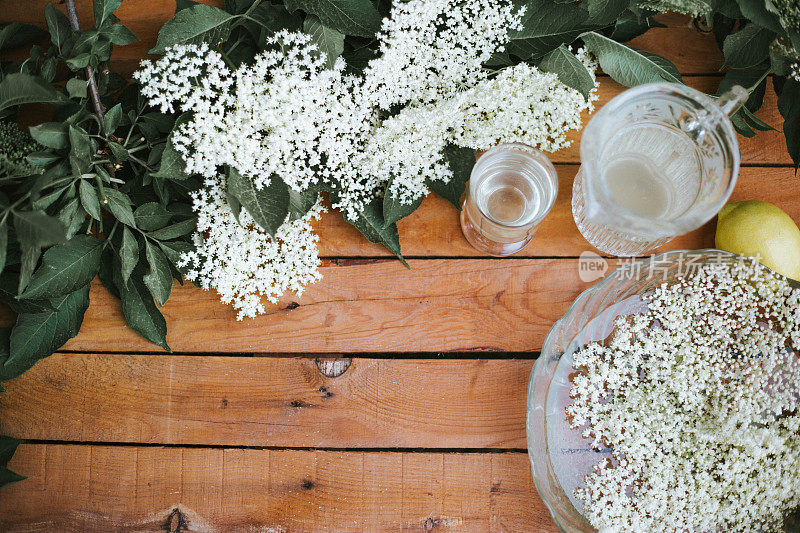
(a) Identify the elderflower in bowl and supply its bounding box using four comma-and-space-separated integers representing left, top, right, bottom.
526, 249, 800, 532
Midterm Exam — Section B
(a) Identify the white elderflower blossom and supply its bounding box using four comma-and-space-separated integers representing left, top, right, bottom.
362, 0, 524, 109
568, 260, 800, 532
453, 61, 598, 153
135, 0, 599, 316
133, 42, 232, 114
179, 174, 325, 320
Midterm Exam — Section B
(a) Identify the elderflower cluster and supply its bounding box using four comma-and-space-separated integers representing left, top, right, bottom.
637, 0, 711, 16
361, 0, 523, 109
136, 0, 599, 316
568, 260, 800, 532
453, 61, 598, 152
0, 120, 42, 177
178, 174, 325, 320
770, 0, 800, 31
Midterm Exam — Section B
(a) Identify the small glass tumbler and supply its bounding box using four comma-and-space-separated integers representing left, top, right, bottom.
460, 143, 558, 256
572, 82, 747, 257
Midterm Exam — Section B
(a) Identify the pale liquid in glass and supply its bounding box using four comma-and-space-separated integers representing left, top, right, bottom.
475, 169, 545, 227
599, 124, 702, 224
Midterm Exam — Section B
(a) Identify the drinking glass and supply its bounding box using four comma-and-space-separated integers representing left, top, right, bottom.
572, 82, 747, 256
460, 143, 558, 256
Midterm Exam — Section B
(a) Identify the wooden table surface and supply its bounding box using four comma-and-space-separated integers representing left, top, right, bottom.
0, 3, 797, 531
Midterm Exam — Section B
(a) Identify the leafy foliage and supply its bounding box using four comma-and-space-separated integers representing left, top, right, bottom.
0, 435, 25, 489
0, 0, 198, 395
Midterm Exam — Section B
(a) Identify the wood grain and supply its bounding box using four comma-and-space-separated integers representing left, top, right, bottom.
0, 258, 610, 353
0, 354, 532, 448
0, 444, 556, 532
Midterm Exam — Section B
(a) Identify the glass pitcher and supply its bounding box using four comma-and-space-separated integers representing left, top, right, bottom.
572, 82, 747, 256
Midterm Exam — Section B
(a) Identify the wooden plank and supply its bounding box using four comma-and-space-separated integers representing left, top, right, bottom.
319, 166, 800, 257
0, 258, 609, 353
0, 355, 531, 448
0, 444, 556, 532
5, 3, 719, 73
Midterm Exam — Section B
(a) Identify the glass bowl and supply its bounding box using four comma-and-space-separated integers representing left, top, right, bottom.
525, 249, 746, 532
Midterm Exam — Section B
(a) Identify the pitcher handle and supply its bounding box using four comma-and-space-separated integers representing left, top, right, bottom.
717, 85, 748, 117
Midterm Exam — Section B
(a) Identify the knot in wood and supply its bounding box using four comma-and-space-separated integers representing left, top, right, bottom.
315, 357, 351, 378
163, 507, 188, 533
424, 517, 441, 530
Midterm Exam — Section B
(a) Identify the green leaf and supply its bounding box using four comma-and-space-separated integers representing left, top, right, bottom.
303, 15, 344, 68
134, 202, 172, 231
284, 0, 381, 38
65, 53, 91, 70
45, 2, 71, 49
0, 73, 67, 114
739, 105, 775, 132
427, 145, 475, 210
249, 2, 303, 34
66, 78, 89, 99
586, 0, 629, 25
6, 284, 90, 368
104, 189, 137, 227
539, 44, 595, 100
93, 0, 123, 26
103, 103, 124, 135
29, 122, 69, 149
119, 226, 139, 285
0, 273, 57, 314
734, 0, 784, 34
580, 31, 682, 87
0, 224, 6, 277
226, 169, 289, 236
611, 10, 666, 42
288, 187, 319, 221
109, 142, 129, 162
507, 0, 587, 60
101, 23, 139, 46
0, 22, 47, 52
382, 178, 423, 228
78, 180, 102, 221
68, 125, 92, 163
158, 240, 194, 273
114, 264, 170, 351
345, 198, 408, 267
771, 51, 792, 77
152, 115, 191, 180
723, 23, 775, 68
150, 4, 237, 54
13, 210, 67, 248
778, 78, 800, 171
143, 241, 172, 306
176, 0, 199, 13
26, 151, 60, 167
0, 436, 25, 489
145, 217, 197, 240
18, 236, 103, 300
717, 67, 768, 112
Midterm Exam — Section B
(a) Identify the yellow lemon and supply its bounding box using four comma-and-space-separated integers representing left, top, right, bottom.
715, 200, 800, 281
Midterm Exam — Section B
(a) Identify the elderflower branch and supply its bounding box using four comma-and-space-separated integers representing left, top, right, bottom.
134, 0, 599, 317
